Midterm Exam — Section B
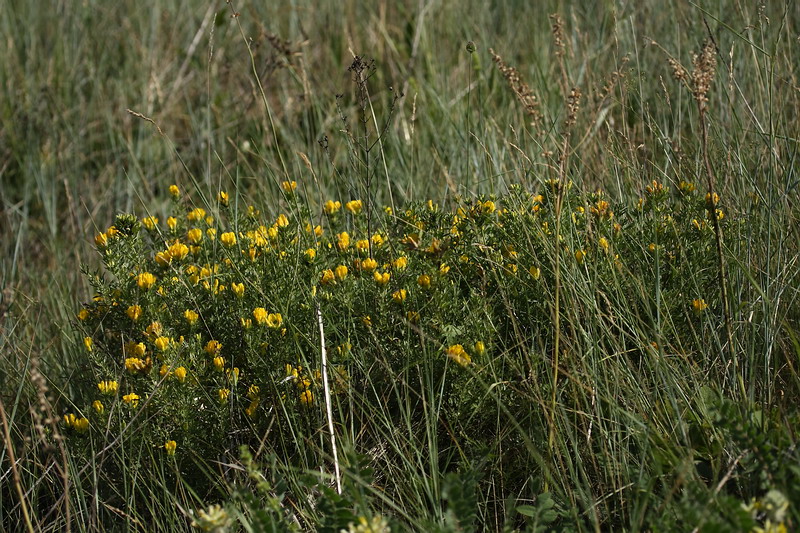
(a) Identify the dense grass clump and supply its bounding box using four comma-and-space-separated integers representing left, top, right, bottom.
2, 1, 799, 531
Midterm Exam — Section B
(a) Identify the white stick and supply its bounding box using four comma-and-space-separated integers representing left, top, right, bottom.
316, 303, 342, 494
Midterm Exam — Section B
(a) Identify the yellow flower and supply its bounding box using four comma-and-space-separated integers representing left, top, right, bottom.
174, 366, 187, 382
324, 200, 341, 215
83, 336, 93, 352
77, 308, 90, 321
145, 321, 163, 337
97, 380, 119, 395
406, 310, 420, 323
245, 399, 259, 418
446, 344, 471, 367
286, 363, 302, 379
187, 228, 203, 245
304, 248, 316, 262
253, 307, 268, 325
275, 214, 289, 228
125, 357, 148, 373
281, 180, 297, 193
335, 265, 349, 281
598, 237, 609, 252
218, 388, 230, 403
392, 289, 407, 303
155, 251, 172, 267
164, 440, 177, 456
122, 393, 140, 407
417, 274, 431, 290
374, 271, 390, 286
204, 340, 222, 356
240, 317, 252, 329
136, 272, 157, 289
575, 250, 586, 264
645, 180, 664, 196
218, 191, 229, 206
356, 239, 370, 253
154, 336, 170, 352
371, 233, 385, 247
72, 417, 89, 433
95, 232, 108, 248
439, 263, 450, 275
169, 184, 180, 197
266, 313, 282, 329
481, 200, 496, 214
299, 389, 314, 406
228, 367, 240, 385
184, 309, 199, 325
362, 315, 372, 327
529, 266, 541, 280
345, 199, 363, 214
320, 269, 335, 286
92, 400, 104, 415
142, 216, 159, 231
213, 356, 225, 372
188, 208, 206, 222
168, 241, 189, 261
129, 342, 147, 358
220, 232, 237, 247
167, 216, 177, 231
231, 282, 245, 299
474, 341, 486, 356
126, 305, 143, 321
361, 258, 378, 272
207, 228, 217, 240
692, 299, 708, 313
336, 232, 350, 251
247, 384, 260, 400
705, 192, 719, 207
393, 256, 408, 270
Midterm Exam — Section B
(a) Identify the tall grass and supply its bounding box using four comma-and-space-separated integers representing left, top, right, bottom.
2, 1, 799, 531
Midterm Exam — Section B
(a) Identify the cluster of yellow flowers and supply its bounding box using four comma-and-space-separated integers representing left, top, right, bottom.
63, 413, 89, 433
71, 180, 727, 463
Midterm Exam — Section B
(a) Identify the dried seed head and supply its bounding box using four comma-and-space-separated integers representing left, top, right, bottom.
668, 57, 688, 83
565, 87, 581, 128
489, 48, 542, 128
691, 40, 717, 111
550, 14, 565, 57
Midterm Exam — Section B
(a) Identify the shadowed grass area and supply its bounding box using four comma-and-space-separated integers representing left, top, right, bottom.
1, 1, 799, 531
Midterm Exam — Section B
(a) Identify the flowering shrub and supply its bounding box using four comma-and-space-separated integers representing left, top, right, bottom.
66, 180, 734, 499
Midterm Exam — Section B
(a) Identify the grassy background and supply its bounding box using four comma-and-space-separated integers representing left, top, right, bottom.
2, 0, 799, 531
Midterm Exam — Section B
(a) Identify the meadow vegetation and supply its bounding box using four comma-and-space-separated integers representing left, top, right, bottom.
1, 1, 799, 531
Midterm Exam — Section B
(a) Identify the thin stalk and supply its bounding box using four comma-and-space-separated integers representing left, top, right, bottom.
316, 303, 342, 494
